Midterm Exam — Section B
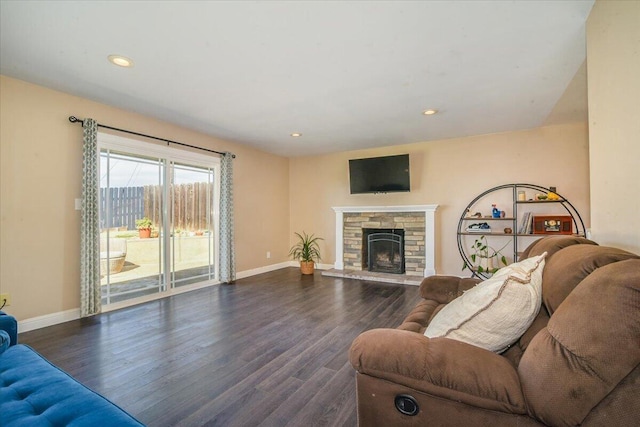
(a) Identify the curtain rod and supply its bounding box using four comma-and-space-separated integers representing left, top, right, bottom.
68, 116, 235, 158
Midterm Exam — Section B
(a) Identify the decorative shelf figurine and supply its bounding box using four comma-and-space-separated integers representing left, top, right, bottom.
492, 204, 500, 218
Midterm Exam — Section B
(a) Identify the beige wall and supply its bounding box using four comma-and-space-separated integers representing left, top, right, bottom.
290, 123, 591, 275
586, 0, 640, 254
0, 75, 290, 321
4, 1, 637, 327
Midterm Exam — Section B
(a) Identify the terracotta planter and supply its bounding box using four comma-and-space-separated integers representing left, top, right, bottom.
300, 261, 315, 275
138, 228, 151, 239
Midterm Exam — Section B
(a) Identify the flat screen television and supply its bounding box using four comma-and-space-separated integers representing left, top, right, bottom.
349, 154, 410, 194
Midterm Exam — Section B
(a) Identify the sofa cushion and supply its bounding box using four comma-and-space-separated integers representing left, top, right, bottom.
424, 253, 546, 353
0, 345, 143, 426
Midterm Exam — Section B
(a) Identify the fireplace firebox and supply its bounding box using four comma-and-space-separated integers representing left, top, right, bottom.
362, 229, 405, 274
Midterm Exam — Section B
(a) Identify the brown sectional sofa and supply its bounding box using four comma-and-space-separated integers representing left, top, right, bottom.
349, 236, 640, 426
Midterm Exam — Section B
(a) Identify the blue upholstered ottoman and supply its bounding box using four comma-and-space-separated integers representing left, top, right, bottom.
0, 312, 143, 426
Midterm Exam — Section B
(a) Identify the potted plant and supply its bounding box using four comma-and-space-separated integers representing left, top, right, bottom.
462, 235, 509, 275
289, 231, 323, 275
135, 217, 153, 239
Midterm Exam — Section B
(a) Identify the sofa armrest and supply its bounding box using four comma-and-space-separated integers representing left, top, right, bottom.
0, 311, 18, 346
349, 328, 527, 414
419, 275, 481, 303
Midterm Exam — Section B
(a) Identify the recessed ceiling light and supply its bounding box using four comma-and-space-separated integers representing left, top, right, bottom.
108, 55, 134, 68
422, 109, 438, 115
290, 133, 302, 137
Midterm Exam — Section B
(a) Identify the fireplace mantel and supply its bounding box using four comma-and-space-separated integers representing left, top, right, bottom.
332, 205, 438, 276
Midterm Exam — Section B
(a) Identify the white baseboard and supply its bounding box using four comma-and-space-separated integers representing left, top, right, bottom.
236, 261, 331, 278
235, 261, 294, 279
282, 261, 333, 270
19, 308, 81, 333
315, 263, 333, 270
17, 261, 303, 332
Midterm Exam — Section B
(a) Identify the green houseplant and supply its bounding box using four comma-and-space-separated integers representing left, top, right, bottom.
289, 231, 323, 275
462, 235, 509, 275
135, 217, 153, 239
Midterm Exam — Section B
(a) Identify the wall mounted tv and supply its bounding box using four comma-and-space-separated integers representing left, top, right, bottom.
349, 154, 410, 194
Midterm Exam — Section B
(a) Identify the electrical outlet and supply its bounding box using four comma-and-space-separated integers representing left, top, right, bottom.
266, 251, 271, 259
0, 293, 10, 307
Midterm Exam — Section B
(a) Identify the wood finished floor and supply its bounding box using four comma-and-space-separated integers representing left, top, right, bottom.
18, 268, 422, 427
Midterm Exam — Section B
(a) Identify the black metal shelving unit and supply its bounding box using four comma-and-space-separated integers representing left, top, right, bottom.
457, 183, 586, 279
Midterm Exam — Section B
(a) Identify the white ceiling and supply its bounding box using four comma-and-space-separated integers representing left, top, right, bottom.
0, 0, 594, 157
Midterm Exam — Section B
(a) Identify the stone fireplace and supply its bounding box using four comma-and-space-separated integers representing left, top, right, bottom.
332, 205, 438, 277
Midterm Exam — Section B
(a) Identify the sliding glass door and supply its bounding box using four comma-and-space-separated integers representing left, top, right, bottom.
98, 134, 219, 306
170, 162, 216, 288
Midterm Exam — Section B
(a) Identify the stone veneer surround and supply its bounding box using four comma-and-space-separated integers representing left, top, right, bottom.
332, 205, 438, 277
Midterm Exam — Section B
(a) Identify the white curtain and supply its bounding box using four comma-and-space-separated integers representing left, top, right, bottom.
80, 119, 101, 316
219, 153, 236, 283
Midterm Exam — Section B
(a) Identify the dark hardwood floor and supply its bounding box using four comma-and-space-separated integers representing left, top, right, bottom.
18, 268, 422, 426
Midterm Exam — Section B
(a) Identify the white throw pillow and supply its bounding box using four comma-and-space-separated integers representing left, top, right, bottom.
424, 253, 547, 353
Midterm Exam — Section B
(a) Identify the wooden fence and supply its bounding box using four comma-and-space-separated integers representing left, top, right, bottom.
100, 187, 144, 230
100, 183, 213, 231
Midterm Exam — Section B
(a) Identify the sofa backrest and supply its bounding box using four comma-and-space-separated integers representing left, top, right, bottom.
517, 248, 640, 426
518, 235, 597, 261
540, 244, 639, 315
502, 236, 599, 366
